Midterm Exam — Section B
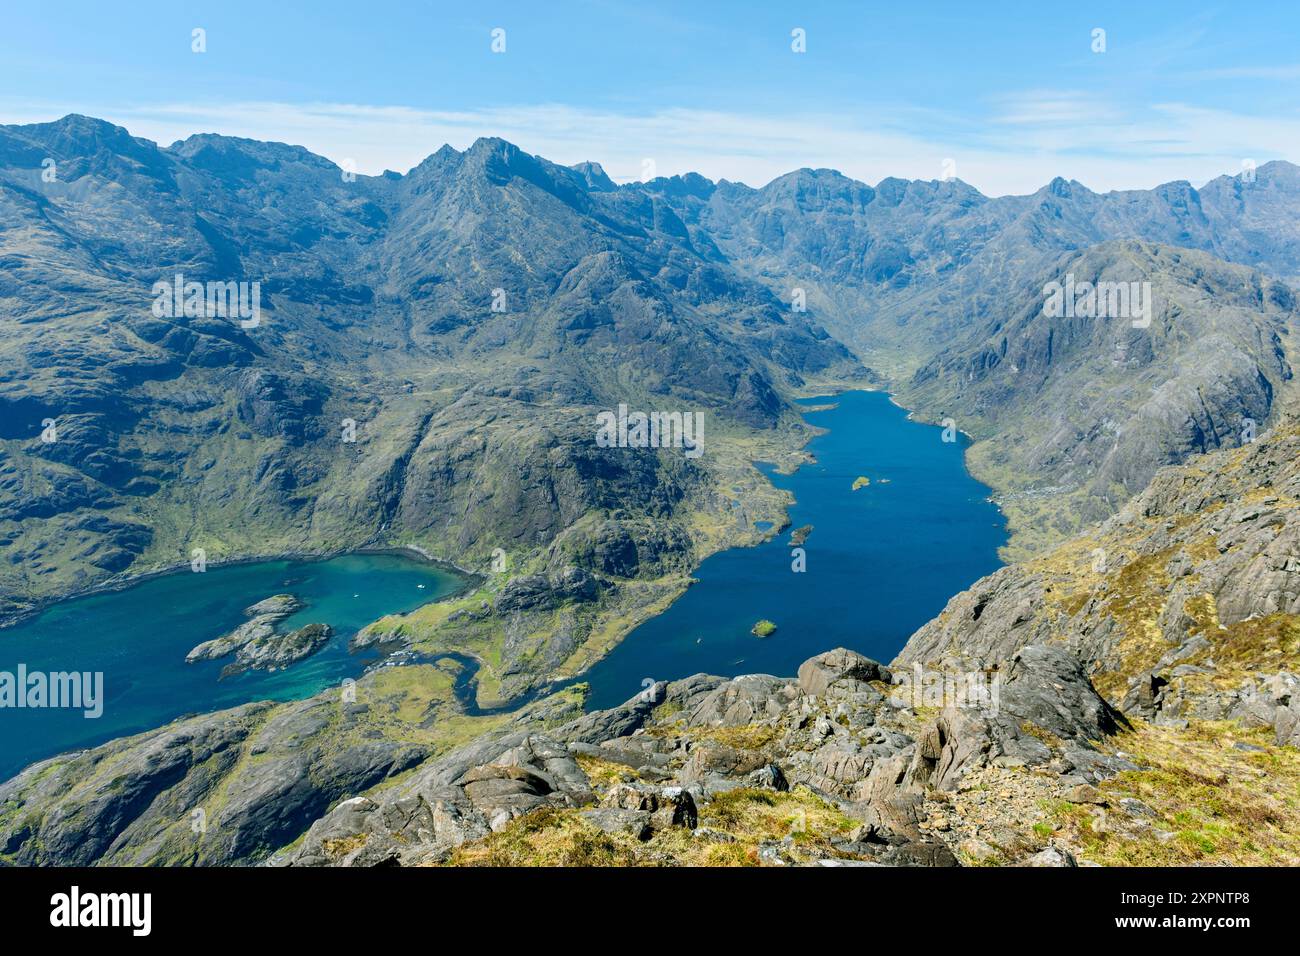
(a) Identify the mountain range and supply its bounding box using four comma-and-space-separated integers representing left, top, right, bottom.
6, 116, 1300, 617
3, 115, 1300, 866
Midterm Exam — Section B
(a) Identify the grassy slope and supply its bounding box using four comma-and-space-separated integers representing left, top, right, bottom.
349, 402, 836, 709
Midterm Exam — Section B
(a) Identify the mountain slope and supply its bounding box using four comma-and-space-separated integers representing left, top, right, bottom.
646, 160, 1300, 369
9, 116, 1300, 610
629, 160, 1300, 554
0, 116, 862, 631
898, 408, 1300, 726
900, 240, 1297, 555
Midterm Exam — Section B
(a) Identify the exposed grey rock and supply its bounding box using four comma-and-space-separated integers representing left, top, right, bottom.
0, 694, 425, 866
683, 674, 797, 726
287, 732, 594, 866
1023, 846, 1078, 867
906, 646, 1126, 793
895, 421, 1300, 752
798, 648, 891, 696
999, 646, 1126, 741
681, 743, 769, 783
1275, 700, 1300, 747
747, 763, 789, 791
1118, 798, 1157, 819
222, 622, 333, 676
1063, 784, 1108, 806
569, 738, 673, 773
185, 594, 303, 663
601, 782, 698, 830
813, 858, 883, 867
580, 808, 652, 840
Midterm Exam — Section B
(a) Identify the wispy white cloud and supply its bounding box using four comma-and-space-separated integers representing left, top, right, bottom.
1193, 64, 1300, 80
990, 90, 1112, 127
0, 96, 1294, 197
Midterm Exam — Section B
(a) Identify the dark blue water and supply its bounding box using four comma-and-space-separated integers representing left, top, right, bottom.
0, 553, 465, 779
583, 391, 1006, 709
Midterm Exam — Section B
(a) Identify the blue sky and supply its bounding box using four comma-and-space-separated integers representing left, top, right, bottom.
2, 0, 1298, 194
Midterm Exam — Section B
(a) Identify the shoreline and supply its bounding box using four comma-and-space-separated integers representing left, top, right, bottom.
2, 383, 1006, 706
0, 381, 1010, 777
564, 385, 1010, 709
0, 544, 480, 633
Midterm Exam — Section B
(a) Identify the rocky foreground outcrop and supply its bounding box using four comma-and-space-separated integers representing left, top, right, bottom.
280, 644, 1126, 867
898, 418, 1300, 748
3, 635, 1127, 867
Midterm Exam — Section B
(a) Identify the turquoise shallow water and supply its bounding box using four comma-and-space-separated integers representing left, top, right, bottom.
581, 391, 1007, 709
0, 552, 464, 779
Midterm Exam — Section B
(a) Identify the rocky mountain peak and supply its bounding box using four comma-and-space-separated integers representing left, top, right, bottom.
569, 160, 616, 191
4, 113, 174, 186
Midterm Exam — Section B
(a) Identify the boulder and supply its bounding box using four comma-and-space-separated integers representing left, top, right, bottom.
683, 674, 796, 726
798, 649, 891, 696
287, 732, 595, 866
1023, 846, 1078, 867
600, 783, 697, 829
579, 808, 652, 840
747, 764, 789, 791
907, 646, 1125, 792
1063, 783, 1108, 806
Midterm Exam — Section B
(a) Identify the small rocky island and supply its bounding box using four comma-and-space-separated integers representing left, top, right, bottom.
186, 594, 333, 678
788, 524, 813, 547
751, 619, 777, 638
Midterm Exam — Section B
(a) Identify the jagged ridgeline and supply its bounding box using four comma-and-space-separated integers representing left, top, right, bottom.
645, 165, 1300, 557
